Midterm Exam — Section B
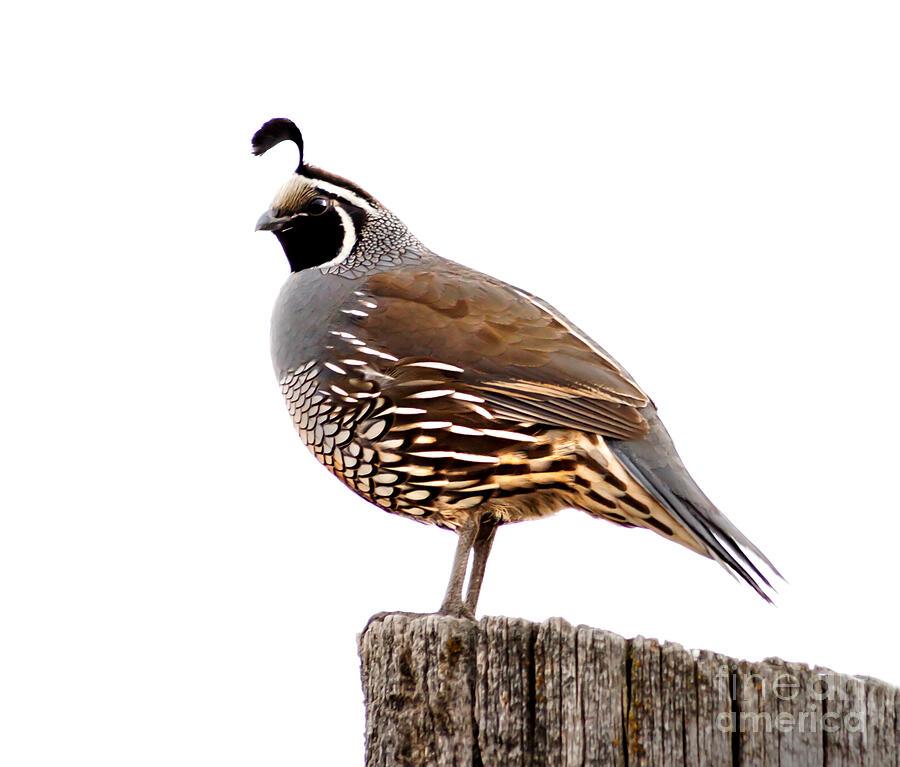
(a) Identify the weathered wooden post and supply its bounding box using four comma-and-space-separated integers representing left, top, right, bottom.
359, 613, 898, 766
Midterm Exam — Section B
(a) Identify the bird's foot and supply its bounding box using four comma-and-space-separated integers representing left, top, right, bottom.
437, 598, 476, 622
362, 610, 437, 633
362, 604, 475, 634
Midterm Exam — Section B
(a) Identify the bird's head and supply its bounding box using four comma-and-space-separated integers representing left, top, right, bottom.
252, 118, 382, 273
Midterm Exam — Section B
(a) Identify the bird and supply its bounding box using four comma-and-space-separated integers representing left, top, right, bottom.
252, 117, 780, 618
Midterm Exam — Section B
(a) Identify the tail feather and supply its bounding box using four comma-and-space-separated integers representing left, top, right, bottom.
608, 410, 781, 602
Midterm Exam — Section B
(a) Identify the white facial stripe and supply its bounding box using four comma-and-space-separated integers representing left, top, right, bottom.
273, 174, 378, 215
318, 204, 357, 270
298, 175, 378, 213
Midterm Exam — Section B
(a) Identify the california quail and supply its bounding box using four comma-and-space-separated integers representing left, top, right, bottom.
253, 118, 779, 617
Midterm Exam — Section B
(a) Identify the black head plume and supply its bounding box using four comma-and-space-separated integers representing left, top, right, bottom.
252, 118, 304, 171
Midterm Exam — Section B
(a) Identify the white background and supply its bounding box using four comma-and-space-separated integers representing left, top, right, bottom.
2, 2, 898, 764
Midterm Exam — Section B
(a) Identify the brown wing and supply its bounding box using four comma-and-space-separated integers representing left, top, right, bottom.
344, 259, 650, 441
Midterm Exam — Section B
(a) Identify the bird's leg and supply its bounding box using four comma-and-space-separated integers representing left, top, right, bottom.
464, 518, 497, 614
438, 515, 480, 619
364, 516, 481, 631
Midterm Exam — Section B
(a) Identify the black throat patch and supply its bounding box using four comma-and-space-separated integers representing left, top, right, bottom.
275, 201, 369, 273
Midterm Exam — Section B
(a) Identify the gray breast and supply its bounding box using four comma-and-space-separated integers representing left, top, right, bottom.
270, 268, 363, 378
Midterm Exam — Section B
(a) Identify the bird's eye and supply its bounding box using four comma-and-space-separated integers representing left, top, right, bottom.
307, 196, 330, 216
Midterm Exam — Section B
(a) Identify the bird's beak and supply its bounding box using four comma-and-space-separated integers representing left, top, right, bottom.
255, 210, 281, 232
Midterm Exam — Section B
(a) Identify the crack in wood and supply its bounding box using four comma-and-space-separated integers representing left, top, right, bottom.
359, 615, 898, 766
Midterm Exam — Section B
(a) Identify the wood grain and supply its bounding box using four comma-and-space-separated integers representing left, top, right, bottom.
359, 614, 898, 766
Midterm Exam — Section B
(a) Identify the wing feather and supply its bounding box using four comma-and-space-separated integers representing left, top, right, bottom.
356, 259, 649, 440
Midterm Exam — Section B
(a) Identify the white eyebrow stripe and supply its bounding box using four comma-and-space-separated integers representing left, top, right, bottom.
299, 176, 379, 213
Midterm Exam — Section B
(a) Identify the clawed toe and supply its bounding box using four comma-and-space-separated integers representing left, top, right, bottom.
362, 610, 429, 632
363, 606, 475, 634
437, 601, 476, 621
